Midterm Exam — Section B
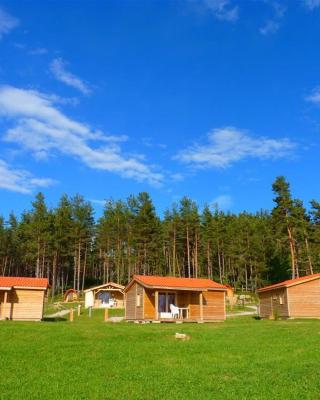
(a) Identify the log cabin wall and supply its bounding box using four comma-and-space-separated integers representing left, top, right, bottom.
287, 279, 320, 318
259, 288, 289, 318
136, 284, 144, 320
259, 291, 273, 318
271, 288, 289, 318
203, 291, 226, 320
143, 289, 155, 319
125, 282, 137, 320
189, 292, 201, 319
177, 291, 190, 308
0, 289, 45, 320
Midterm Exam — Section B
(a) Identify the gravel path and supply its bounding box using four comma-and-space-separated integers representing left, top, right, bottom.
227, 305, 258, 318
45, 309, 71, 318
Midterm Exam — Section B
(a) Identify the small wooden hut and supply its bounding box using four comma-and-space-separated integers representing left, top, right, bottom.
257, 273, 320, 319
63, 289, 79, 303
84, 282, 125, 309
0, 276, 48, 321
124, 275, 227, 322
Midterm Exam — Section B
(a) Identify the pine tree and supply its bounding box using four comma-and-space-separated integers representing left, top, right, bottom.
272, 176, 298, 279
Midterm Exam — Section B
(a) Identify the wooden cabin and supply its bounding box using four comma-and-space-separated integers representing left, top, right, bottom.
84, 282, 125, 309
124, 275, 227, 322
63, 289, 79, 303
257, 273, 320, 319
0, 276, 48, 321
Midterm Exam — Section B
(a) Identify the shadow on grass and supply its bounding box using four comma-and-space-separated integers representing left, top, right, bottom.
42, 317, 67, 322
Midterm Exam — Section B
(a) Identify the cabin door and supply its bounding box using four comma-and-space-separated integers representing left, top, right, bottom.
158, 292, 176, 314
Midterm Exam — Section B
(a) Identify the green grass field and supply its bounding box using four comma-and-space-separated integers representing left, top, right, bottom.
1, 312, 320, 400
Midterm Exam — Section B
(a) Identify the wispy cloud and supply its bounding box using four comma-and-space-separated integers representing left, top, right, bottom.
175, 127, 296, 169
89, 199, 106, 206
305, 87, 320, 104
303, 0, 320, 10
0, 7, 19, 39
260, 2, 286, 36
202, 0, 239, 22
50, 58, 91, 95
0, 85, 163, 186
211, 194, 233, 210
29, 47, 48, 55
0, 159, 56, 194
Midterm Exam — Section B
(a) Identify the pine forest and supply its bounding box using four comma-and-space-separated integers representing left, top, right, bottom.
1, 176, 320, 296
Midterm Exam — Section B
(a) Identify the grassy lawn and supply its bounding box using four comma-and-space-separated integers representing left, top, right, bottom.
1, 314, 320, 399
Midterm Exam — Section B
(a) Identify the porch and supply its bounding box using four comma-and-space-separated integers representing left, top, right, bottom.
93, 288, 124, 309
144, 289, 206, 322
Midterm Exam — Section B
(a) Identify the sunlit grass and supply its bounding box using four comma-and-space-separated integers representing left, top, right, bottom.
1, 312, 320, 399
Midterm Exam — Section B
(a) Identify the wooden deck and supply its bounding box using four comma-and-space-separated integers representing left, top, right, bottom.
127, 318, 224, 324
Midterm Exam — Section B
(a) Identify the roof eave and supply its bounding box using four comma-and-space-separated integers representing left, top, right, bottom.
258, 275, 320, 293
13, 286, 47, 290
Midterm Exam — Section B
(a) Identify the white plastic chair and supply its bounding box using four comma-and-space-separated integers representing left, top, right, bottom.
170, 304, 179, 319
108, 298, 115, 308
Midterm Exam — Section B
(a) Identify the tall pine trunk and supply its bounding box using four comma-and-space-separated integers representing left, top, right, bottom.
186, 225, 191, 278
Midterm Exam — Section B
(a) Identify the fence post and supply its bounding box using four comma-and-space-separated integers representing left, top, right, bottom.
69, 308, 74, 322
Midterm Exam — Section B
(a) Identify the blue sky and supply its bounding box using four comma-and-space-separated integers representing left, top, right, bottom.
0, 0, 320, 218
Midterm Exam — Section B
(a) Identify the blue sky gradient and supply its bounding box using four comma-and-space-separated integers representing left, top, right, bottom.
0, 0, 320, 217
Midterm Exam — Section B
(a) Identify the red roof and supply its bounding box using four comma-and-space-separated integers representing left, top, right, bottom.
257, 273, 320, 293
0, 276, 48, 289
130, 275, 227, 291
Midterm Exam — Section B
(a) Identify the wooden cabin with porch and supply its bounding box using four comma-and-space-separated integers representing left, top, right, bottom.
124, 275, 227, 322
84, 282, 125, 309
257, 273, 320, 319
0, 276, 48, 321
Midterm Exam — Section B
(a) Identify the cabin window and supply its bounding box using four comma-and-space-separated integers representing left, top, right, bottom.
279, 295, 284, 305
272, 294, 277, 300
136, 293, 141, 307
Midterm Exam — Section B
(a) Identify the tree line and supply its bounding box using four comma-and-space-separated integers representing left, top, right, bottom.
1, 176, 320, 296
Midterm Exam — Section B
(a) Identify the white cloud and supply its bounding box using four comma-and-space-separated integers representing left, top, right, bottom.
175, 127, 296, 169
305, 87, 320, 104
0, 85, 163, 186
0, 7, 19, 39
211, 194, 233, 210
202, 0, 239, 22
260, 2, 286, 36
50, 58, 91, 95
0, 159, 56, 194
304, 0, 320, 10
